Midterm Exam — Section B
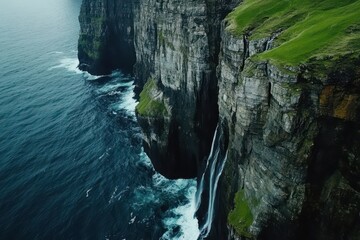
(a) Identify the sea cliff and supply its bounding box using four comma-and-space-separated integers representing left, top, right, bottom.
78, 0, 360, 239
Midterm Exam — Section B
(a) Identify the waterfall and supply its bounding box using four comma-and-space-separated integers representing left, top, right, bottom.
195, 124, 228, 239
265, 33, 278, 51
195, 125, 219, 211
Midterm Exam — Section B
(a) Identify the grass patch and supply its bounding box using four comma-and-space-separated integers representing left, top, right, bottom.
228, 190, 255, 238
227, 0, 360, 65
136, 78, 168, 117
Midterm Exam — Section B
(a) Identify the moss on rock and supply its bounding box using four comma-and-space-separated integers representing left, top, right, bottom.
136, 78, 168, 117
228, 190, 255, 239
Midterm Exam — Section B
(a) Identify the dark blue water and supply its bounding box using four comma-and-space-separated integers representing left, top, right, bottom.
0, 0, 199, 239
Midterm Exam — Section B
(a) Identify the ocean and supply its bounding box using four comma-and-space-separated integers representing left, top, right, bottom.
0, 0, 199, 239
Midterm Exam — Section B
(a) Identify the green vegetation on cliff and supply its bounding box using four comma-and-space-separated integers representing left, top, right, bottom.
227, 0, 360, 65
228, 190, 255, 238
136, 79, 168, 117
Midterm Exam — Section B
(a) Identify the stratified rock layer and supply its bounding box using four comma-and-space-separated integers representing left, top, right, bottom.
218, 24, 360, 239
134, 0, 240, 179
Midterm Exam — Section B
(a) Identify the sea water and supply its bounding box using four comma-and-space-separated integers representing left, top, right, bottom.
0, 0, 199, 239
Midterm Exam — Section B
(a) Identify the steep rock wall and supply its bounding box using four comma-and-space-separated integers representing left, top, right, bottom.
217, 22, 360, 240
134, 0, 240, 179
78, 0, 136, 75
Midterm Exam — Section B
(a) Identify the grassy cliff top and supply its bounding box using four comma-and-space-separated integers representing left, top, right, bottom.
227, 0, 360, 66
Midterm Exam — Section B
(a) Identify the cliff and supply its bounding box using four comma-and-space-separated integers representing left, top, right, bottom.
78, 0, 136, 75
218, 1, 360, 239
133, 0, 240, 179
78, 0, 360, 239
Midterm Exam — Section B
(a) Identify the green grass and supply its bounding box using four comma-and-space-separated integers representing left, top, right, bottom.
136, 79, 168, 117
227, 0, 360, 65
228, 190, 255, 238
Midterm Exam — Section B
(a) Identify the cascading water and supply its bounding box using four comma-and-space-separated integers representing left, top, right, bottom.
195, 124, 228, 239
195, 126, 219, 211
265, 33, 279, 51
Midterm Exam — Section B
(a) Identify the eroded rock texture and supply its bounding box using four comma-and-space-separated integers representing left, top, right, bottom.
134, 0, 240, 179
218, 24, 360, 240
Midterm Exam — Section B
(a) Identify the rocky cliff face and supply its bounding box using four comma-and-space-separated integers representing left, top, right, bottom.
78, 0, 360, 239
218, 20, 360, 240
134, 0, 240, 179
78, 0, 136, 75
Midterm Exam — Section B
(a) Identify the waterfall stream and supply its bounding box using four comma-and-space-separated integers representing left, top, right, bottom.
195, 124, 228, 238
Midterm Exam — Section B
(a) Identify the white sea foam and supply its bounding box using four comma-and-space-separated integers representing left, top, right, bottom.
86, 188, 92, 198
109, 186, 130, 204
87, 70, 127, 82
110, 83, 137, 116
98, 153, 106, 160
48, 55, 110, 81
139, 150, 153, 168
48, 57, 82, 74
152, 173, 188, 194
96, 81, 132, 94
161, 183, 200, 240
50, 51, 64, 54
139, 152, 200, 240
129, 212, 136, 225
84, 73, 109, 81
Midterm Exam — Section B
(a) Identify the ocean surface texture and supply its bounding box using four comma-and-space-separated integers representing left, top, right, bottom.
0, 0, 198, 239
